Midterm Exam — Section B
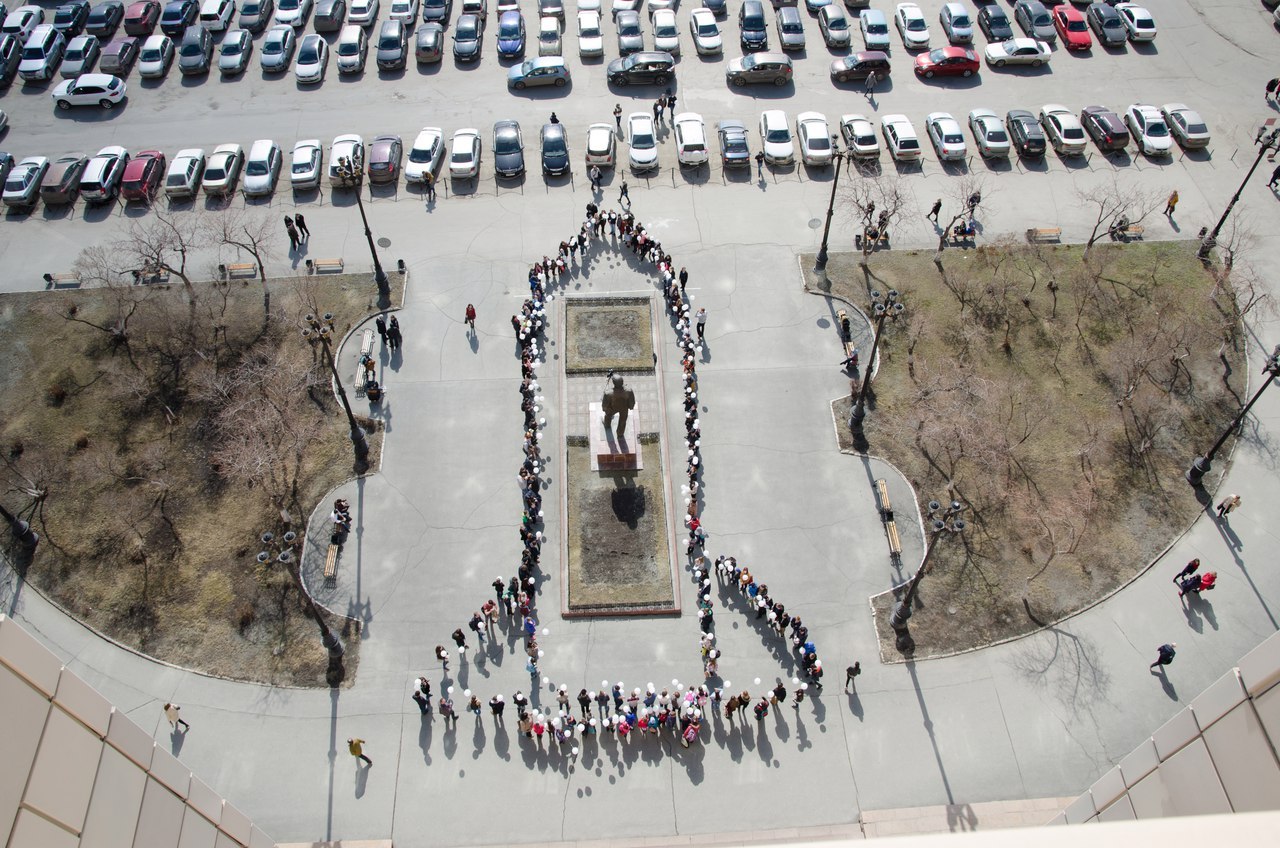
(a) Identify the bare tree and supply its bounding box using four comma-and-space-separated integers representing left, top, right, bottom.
119, 208, 211, 299
208, 205, 277, 281
1075, 180, 1166, 255
841, 172, 915, 261
935, 175, 991, 259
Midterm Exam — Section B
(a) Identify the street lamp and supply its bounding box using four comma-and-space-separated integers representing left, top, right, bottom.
813, 134, 846, 274
302, 312, 369, 463
849, 289, 904, 442
333, 155, 390, 295
889, 499, 966, 643
258, 531, 345, 665
0, 502, 38, 548
1197, 126, 1280, 259
1186, 343, 1280, 487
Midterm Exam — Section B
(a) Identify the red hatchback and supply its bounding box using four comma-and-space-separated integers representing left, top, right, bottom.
123, 0, 161, 36
1052, 5, 1091, 50
121, 150, 166, 201
914, 46, 979, 78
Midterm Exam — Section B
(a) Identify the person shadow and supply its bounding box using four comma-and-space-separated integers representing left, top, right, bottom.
469, 326, 479, 353
1150, 666, 1178, 700
169, 726, 187, 756
847, 690, 864, 721
1183, 593, 1218, 632
354, 763, 369, 798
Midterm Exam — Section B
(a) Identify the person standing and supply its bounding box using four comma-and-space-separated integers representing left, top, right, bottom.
490, 694, 506, 719
1149, 643, 1177, 671
1216, 494, 1241, 519
348, 737, 372, 766
1268, 78, 1279, 102
666, 91, 677, 118
1164, 190, 1179, 216
388, 316, 402, 350
284, 217, 299, 252
864, 72, 877, 98
452, 627, 468, 652
589, 164, 602, 190
613, 103, 623, 131
295, 213, 310, 238
695, 307, 707, 340
424, 171, 436, 203
465, 303, 477, 332
653, 97, 663, 122
376, 315, 388, 345
411, 682, 430, 714
755, 151, 766, 177
927, 198, 942, 222
678, 267, 688, 293
436, 645, 450, 671
163, 703, 190, 731
1270, 164, 1280, 189
619, 179, 630, 205
550, 112, 560, 124
845, 661, 861, 692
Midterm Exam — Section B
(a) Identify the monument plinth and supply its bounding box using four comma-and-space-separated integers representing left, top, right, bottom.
589, 402, 643, 471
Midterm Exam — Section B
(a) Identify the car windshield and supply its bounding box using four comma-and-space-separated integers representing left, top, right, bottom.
1134, 15, 1152, 26
140, 45, 163, 58
5, 175, 25, 191
1063, 127, 1084, 140
242, 0, 261, 11
378, 33, 399, 47
581, 22, 598, 35
498, 20, 519, 36
900, 138, 919, 150
808, 134, 830, 151
205, 162, 226, 179
781, 21, 801, 33
299, 42, 318, 60
696, 21, 715, 34
1066, 18, 1085, 31
67, 46, 86, 60
544, 136, 566, 154
1146, 120, 1167, 137
907, 17, 925, 31
632, 128, 653, 147
409, 143, 435, 162
943, 132, 962, 144
337, 39, 358, 53
180, 40, 203, 54
952, 14, 969, 26
457, 19, 476, 36
855, 131, 874, 145
619, 19, 638, 34
986, 128, 1008, 142
1187, 121, 1207, 134
1032, 12, 1048, 25
21, 46, 46, 59
655, 21, 675, 35
292, 155, 314, 173
246, 158, 269, 175
765, 127, 788, 143
279, 0, 299, 10
263, 37, 282, 52
165, 169, 189, 185
494, 133, 519, 153
392, 0, 409, 10
221, 38, 243, 53
867, 22, 886, 33
927, 48, 944, 61
55, 9, 76, 24
451, 146, 472, 163
724, 135, 746, 152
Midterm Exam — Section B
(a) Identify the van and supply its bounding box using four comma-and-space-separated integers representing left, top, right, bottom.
738, 0, 766, 50
314, 0, 345, 32
198, 0, 234, 30
19, 24, 66, 80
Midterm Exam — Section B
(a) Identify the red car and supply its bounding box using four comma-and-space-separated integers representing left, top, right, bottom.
1052, 5, 1091, 50
914, 46, 979, 78
121, 149, 166, 201
123, 0, 160, 36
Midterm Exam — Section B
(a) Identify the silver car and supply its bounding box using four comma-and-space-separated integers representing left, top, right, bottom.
259, 24, 295, 72
615, 9, 642, 53
218, 28, 252, 73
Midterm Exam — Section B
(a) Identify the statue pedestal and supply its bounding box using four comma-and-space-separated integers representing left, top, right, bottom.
589, 402, 642, 472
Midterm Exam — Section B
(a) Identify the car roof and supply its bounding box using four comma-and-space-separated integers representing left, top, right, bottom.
797, 111, 825, 124
339, 23, 363, 39
248, 139, 277, 158
142, 33, 168, 46
943, 2, 965, 12
498, 9, 520, 22
969, 107, 999, 120
212, 142, 241, 154
72, 72, 117, 85
412, 127, 442, 143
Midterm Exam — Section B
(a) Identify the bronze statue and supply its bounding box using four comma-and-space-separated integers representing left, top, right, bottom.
601, 375, 636, 438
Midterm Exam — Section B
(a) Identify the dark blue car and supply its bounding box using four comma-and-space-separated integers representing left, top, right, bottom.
702, 0, 725, 15
159, 0, 197, 36
495, 10, 524, 59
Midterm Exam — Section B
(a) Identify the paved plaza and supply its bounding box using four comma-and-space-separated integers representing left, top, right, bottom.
3, 0, 1280, 845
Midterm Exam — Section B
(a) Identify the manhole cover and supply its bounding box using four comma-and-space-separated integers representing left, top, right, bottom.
377, 238, 391, 248
808, 218, 822, 229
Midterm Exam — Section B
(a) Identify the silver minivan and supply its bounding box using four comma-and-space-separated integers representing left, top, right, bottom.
19, 24, 66, 80
335, 23, 365, 72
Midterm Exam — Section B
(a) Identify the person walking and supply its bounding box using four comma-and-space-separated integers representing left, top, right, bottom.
1268, 78, 1279, 102
424, 171, 436, 203
589, 164, 602, 190
1173, 559, 1200, 585
613, 103, 623, 132
695, 307, 707, 340
388, 316, 402, 350
412, 677, 431, 714
436, 645, 450, 671
465, 303, 477, 332
1164, 190, 1179, 216
376, 315, 388, 345
295, 213, 310, 238
755, 151, 765, 177
284, 217, 299, 252
163, 703, 190, 731
1149, 643, 1177, 671
489, 694, 506, 719
845, 661, 861, 693
653, 97, 663, 122
1216, 493, 1241, 519
864, 72, 877, 98
927, 198, 942, 222
348, 737, 372, 766
619, 179, 630, 205
1270, 164, 1280, 189
666, 91, 677, 118
451, 627, 468, 652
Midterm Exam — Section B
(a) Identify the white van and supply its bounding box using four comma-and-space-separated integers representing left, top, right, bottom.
200, 0, 237, 30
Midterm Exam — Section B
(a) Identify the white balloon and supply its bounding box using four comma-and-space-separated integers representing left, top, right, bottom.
538, 649, 545, 657
542, 627, 549, 636
572, 746, 580, 756
672, 678, 679, 686
724, 681, 731, 689
792, 677, 800, 686
447, 686, 454, 694
603, 680, 610, 688
539, 418, 546, 425
800, 683, 809, 691
542, 676, 550, 684
754, 677, 762, 685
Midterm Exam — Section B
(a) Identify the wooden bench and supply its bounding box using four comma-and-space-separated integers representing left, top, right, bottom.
836, 309, 854, 356
950, 231, 975, 247
885, 520, 903, 557
874, 478, 903, 557
353, 328, 375, 397
44, 273, 80, 289
309, 257, 345, 274
855, 229, 890, 250
324, 544, 339, 582
1113, 224, 1145, 241
223, 262, 257, 279
1026, 227, 1062, 244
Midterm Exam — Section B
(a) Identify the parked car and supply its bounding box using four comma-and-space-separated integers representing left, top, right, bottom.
1080, 104, 1129, 151
40, 152, 88, 203
404, 126, 444, 182
839, 113, 880, 158
1125, 102, 1170, 155
673, 111, 708, 166
294, 31, 327, 80
651, 7, 679, 53
175, 23, 211, 74
726, 50, 790, 86
576, 9, 602, 56
688, 7, 720, 54
495, 10, 524, 57
492, 119, 523, 177
626, 111, 658, 170
421, 0, 449, 24
881, 113, 921, 160
1013, 0, 1053, 40
1005, 108, 1046, 155
259, 23, 294, 71
203, 143, 244, 195
714, 118, 749, 167
4, 6, 46, 44
915, 44, 976, 77
451, 11, 482, 60
1086, 1, 1124, 45
347, 0, 376, 25
859, 8, 890, 49
375, 17, 406, 67
817, 6, 849, 48
335, 22, 365, 72
606, 50, 672, 85
615, 9, 641, 53
1052, 4, 1089, 49
289, 137, 322, 188
758, 108, 794, 165
894, 2, 929, 49
540, 121, 569, 175
739, 0, 766, 50
702, 0, 726, 14
388, 0, 417, 23
237, 0, 272, 30
1039, 103, 1087, 154
328, 133, 363, 184
983, 36, 1050, 66
19, 25, 67, 81
938, 1, 971, 43
272, 0, 310, 27
136, 31, 173, 75
1115, 3, 1153, 41
98, 34, 137, 73
442, 126, 478, 178
86, 1, 125, 37
80, 144, 128, 202
507, 54, 567, 87
198, 0, 234, 30
925, 111, 966, 160
967, 108, 1010, 157
795, 111, 832, 166
3, 155, 48, 208
53, 1, 91, 39
535, 15, 559, 55
977, 4, 1012, 41
775, 6, 802, 50
51, 70, 124, 107
217, 27, 250, 73
415, 20, 442, 61
1161, 102, 1209, 149
60, 33, 100, 76
314, 0, 345, 30
537, 0, 561, 21
158, 0, 196, 36
120, 147, 164, 200
164, 145, 204, 196
367, 133, 402, 183
585, 121, 616, 167
0, 32, 20, 85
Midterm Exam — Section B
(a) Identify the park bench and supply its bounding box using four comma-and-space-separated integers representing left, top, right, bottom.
353, 328, 375, 397
324, 543, 339, 583
1113, 224, 1145, 241
1025, 227, 1062, 244
875, 478, 904, 557
308, 257, 345, 274
855, 229, 890, 250
43, 273, 80, 289
223, 262, 257, 279
949, 230, 975, 247
836, 309, 855, 357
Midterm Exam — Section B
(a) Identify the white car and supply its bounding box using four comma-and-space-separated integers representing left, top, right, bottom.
925, 112, 966, 160
967, 108, 1010, 158
203, 143, 245, 196
576, 10, 603, 57
329, 133, 365, 184
673, 112, 708, 167
274, 0, 312, 26
80, 145, 129, 203
860, 9, 891, 50
294, 32, 327, 82
51, 73, 126, 110
881, 113, 922, 161
651, 8, 679, 54
348, 0, 378, 25
289, 138, 323, 189
336, 24, 367, 72
796, 112, 833, 167
1039, 103, 1087, 155
200, 0, 236, 30
164, 147, 205, 197
3, 156, 48, 209
2, 6, 44, 43
1114, 4, 1154, 41
983, 36, 1051, 67
448, 128, 481, 179
839, 114, 880, 159
388, 0, 417, 22
759, 109, 795, 165
538, 15, 561, 55
585, 122, 616, 167
242, 139, 283, 196
611, 0, 640, 18
627, 111, 658, 171
939, 1, 972, 43
405, 126, 445, 183
689, 8, 721, 55
1161, 103, 1210, 149
137, 33, 175, 77
894, 2, 929, 50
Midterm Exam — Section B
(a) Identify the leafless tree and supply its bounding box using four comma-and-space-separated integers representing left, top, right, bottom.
1075, 180, 1167, 255
119, 208, 212, 299
935, 175, 991, 259
208, 205, 277, 281
841, 172, 915, 260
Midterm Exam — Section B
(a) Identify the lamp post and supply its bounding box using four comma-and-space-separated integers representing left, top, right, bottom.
813, 134, 846, 274
258, 531, 345, 664
302, 312, 369, 463
849, 289, 904, 437
334, 155, 390, 295
1186, 343, 1280, 487
889, 499, 966, 639
1197, 127, 1280, 259
0, 502, 38, 548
